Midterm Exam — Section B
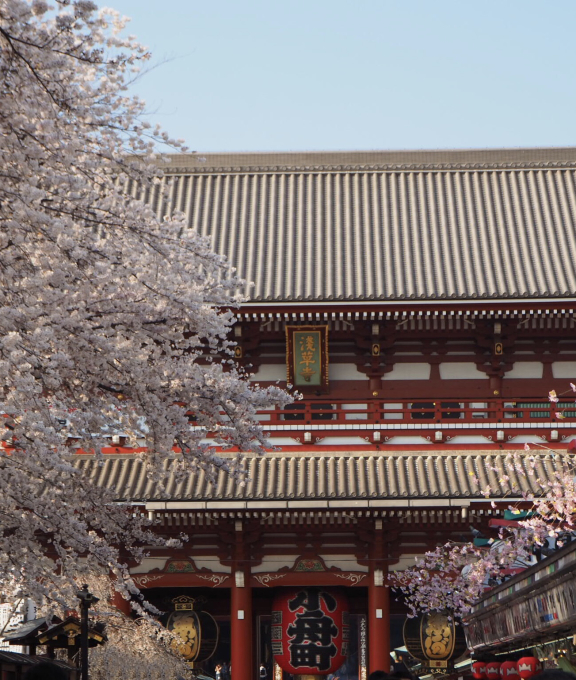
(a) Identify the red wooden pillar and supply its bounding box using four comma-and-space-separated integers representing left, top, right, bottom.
112, 589, 132, 615
368, 562, 390, 675
231, 568, 253, 680
231, 520, 254, 680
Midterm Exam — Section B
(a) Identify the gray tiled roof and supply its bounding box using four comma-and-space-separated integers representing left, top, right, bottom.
76, 452, 564, 503
154, 148, 576, 303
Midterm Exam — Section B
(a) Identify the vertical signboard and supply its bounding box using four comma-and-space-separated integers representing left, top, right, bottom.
358, 615, 367, 680
286, 326, 329, 392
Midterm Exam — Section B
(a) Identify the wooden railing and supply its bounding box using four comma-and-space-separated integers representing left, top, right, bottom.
257, 399, 576, 424
251, 399, 576, 442
62, 399, 574, 451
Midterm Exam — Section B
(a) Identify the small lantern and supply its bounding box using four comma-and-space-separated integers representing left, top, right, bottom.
500, 661, 520, 680
271, 588, 349, 676
486, 662, 502, 680
517, 658, 541, 680
403, 613, 467, 672
166, 596, 218, 663
472, 661, 487, 679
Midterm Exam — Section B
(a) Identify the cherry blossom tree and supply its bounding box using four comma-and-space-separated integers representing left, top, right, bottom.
392, 386, 576, 618
0, 0, 288, 621
74, 577, 192, 680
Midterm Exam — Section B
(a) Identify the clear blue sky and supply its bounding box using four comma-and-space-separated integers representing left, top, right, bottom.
105, 0, 576, 153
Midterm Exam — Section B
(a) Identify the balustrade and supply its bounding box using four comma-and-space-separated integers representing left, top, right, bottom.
252, 399, 576, 441
259, 399, 573, 425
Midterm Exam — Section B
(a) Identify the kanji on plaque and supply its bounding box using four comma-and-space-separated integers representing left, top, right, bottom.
285, 325, 329, 392
271, 588, 349, 676
294, 331, 321, 385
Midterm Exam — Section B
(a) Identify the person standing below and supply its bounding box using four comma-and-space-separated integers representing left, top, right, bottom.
259, 663, 268, 680
222, 661, 230, 680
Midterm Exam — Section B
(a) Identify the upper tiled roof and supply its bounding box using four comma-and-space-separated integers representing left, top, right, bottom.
75, 451, 565, 504
152, 147, 576, 303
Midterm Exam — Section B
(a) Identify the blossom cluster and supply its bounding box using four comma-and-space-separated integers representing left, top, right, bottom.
0, 0, 289, 614
392, 427, 576, 618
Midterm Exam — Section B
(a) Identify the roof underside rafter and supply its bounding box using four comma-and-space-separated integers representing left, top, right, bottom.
234, 306, 576, 335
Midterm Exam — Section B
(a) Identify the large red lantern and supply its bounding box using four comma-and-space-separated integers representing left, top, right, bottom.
486, 662, 502, 680
517, 658, 541, 679
500, 662, 520, 680
271, 589, 349, 676
472, 662, 487, 679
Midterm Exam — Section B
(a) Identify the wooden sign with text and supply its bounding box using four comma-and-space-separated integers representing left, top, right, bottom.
286, 325, 329, 392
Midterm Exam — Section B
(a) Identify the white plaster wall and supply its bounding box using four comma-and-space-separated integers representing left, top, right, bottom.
322, 556, 368, 573
506, 362, 543, 379
251, 364, 286, 381
444, 435, 493, 444
381, 436, 430, 445
268, 437, 304, 446
342, 403, 368, 420
192, 559, 231, 573
317, 436, 371, 446
130, 557, 168, 574
129, 557, 231, 574
383, 363, 431, 380
392, 555, 424, 571
382, 403, 403, 420
256, 406, 276, 422
507, 435, 549, 444
330, 363, 361, 380
439, 362, 485, 379
552, 362, 576, 378
253, 556, 367, 575
252, 557, 299, 574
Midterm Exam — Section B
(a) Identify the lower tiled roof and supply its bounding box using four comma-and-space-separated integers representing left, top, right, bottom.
75, 451, 565, 503
0, 650, 74, 670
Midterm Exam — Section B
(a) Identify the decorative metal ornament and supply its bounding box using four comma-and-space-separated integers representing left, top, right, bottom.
166, 596, 219, 663
403, 612, 466, 673
294, 559, 325, 572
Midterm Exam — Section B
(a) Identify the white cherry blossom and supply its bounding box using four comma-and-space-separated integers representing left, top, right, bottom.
392, 430, 576, 619
0, 0, 288, 619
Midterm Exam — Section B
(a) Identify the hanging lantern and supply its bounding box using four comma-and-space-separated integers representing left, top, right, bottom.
486, 662, 502, 680
403, 613, 467, 672
271, 588, 349, 676
166, 596, 219, 663
472, 661, 487, 679
517, 658, 542, 680
500, 661, 520, 680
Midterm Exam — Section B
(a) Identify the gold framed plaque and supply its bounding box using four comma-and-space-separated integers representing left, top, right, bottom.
285, 325, 329, 392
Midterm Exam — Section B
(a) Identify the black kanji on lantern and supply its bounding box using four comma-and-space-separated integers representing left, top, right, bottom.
288, 590, 337, 613
287, 590, 338, 671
